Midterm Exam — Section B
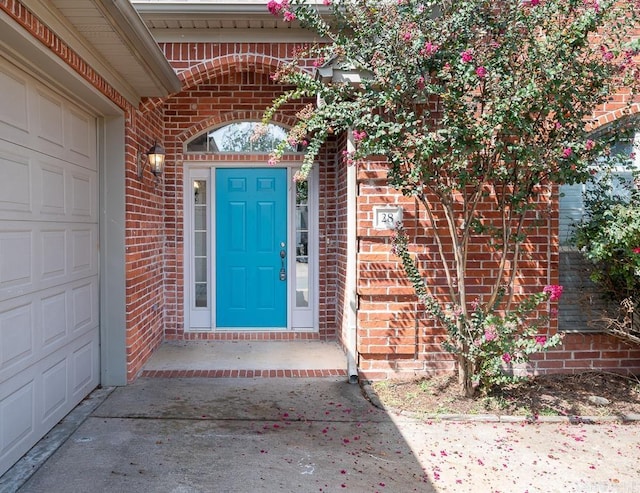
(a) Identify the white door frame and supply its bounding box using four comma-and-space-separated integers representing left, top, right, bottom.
184, 162, 318, 332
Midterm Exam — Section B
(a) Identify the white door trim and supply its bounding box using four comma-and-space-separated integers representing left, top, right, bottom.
184, 162, 318, 332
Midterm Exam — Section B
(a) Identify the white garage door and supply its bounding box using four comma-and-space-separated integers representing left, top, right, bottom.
0, 57, 100, 476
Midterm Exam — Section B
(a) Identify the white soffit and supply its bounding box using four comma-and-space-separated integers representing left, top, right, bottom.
133, 0, 329, 43
28, 0, 181, 103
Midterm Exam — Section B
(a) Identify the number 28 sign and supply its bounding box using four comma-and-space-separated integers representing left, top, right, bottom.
373, 206, 403, 230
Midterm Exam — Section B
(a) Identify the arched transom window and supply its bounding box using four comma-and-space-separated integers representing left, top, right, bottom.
186, 122, 296, 153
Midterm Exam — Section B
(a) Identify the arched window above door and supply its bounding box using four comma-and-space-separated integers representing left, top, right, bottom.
185, 122, 297, 154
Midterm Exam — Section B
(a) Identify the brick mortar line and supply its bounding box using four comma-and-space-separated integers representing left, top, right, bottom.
140, 369, 348, 378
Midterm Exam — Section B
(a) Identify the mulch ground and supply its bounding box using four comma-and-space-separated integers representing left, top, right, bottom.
369, 371, 640, 417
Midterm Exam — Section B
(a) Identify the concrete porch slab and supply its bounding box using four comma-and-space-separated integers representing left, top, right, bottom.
140, 340, 347, 378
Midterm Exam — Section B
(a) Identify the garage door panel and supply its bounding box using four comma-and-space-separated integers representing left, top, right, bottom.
72, 338, 97, 395
0, 379, 34, 464
0, 278, 98, 383
41, 230, 66, 281
41, 291, 67, 347
0, 222, 98, 303
70, 171, 96, 219
0, 64, 29, 137
35, 89, 65, 150
71, 227, 97, 275
42, 357, 67, 421
0, 230, 33, 294
1, 142, 97, 224
0, 56, 99, 477
40, 163, 66, 216
67, 108, 96, 167
0, 149, 31, 214
71, 281, 97, 333
0, 302, 35, 373
0, 329, 99, 474
0, 62, 96, 170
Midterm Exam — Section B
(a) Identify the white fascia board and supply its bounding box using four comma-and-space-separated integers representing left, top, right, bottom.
99, 0, 182, 94
147, 28, 325, 44
29, 0, 180, 102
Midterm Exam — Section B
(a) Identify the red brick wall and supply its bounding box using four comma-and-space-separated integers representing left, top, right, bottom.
318, 136, 342, 340
157, 42, 339, 341
125, 110, 167, 381
333, 135, 350, 352
355, 161, 458, 380
353, 158, 640, 381
11, 0, 636, 381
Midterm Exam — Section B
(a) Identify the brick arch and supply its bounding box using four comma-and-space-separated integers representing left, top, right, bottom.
175, 110, 298, 147
179, 54, 287, 91
140, 54, 301, 113
589, 103, 640, 132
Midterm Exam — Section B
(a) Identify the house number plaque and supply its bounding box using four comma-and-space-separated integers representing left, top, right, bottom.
373, 206, 403, 230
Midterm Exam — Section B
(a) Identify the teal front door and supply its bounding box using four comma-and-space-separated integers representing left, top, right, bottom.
216, 168, 288, 328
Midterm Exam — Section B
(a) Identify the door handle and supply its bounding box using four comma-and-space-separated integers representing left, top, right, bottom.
279, 243, 286, 281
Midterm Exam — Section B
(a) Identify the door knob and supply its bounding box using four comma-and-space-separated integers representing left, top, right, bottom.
279, 243, 286, 281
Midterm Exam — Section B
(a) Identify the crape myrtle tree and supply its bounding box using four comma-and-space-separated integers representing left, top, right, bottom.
264, 0, 640, 396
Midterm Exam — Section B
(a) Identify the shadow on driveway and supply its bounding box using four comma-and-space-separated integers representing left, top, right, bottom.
12, 378, 435, 492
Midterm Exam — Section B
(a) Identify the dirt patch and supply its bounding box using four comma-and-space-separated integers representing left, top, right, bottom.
368, 371, 640, 418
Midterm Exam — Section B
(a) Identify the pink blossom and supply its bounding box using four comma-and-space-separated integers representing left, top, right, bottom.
267, 156, 278, 166
342, 150, 355, 166
601, 46, 614, 61
267, 0, 288, 16
402, 31, 412, 42
535, 335, 547, 345
562, 147, 572, 158
530, 0, 541, 5
352, 130, 367, 142
420, 42, 439, 57
417, 76, 425, 90
585, 139, 595, 151
313, 57, 325, 68
461, 50, 474, 63
502, 353, 512, 364
633, 247, 640, 254
476, 66, 488, 78
484, 326, 498, 342
583, 0, 600, 13
283, 10, 296, 21
543, 284, 564, 302
323, 0, 331, 4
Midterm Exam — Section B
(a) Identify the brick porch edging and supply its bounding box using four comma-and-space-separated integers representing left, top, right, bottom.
140, 369, 348, 378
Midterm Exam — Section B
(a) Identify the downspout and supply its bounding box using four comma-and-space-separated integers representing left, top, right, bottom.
346, 130, 359, 384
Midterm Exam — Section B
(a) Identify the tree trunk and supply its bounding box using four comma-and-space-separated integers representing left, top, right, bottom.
458, 353, 476, 398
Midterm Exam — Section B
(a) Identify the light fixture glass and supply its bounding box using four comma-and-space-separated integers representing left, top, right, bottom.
138, 141, 166, 179
147, 142, 165, 176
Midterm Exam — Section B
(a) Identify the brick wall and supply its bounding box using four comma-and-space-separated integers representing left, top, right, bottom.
157, 42, 339, 341
12, 0, 635, 381
355, 160, 458, 380
125, 109, 167, 381
353, 156, 640, 381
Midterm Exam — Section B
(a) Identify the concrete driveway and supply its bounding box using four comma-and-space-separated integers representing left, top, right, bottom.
3, 377, 640, 493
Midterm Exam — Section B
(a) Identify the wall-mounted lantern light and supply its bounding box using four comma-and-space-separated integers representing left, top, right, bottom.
138, 142, 166, 179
